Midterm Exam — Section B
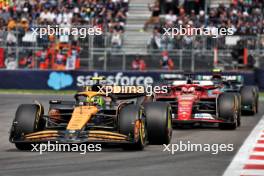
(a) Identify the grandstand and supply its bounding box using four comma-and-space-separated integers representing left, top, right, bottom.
124, 0, 152, 54
0, 0, 263, 71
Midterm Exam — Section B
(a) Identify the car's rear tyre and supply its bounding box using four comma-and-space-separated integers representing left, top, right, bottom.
233, 93, 241, 127
253, 86, 259, 113
10, 104, 44, 150
240, 86, 258, 115
218, 93, 238, 130
144, 102, 172, 145
119, 104, 146, 150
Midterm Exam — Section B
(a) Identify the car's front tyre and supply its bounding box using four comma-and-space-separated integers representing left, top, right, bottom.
10, 104, 44, 150
144, 102, 172, 145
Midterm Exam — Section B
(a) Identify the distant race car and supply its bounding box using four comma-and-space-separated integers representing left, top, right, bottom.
155, 79, 241, 130
196, 69, 259, 115
9, 80, 172, 150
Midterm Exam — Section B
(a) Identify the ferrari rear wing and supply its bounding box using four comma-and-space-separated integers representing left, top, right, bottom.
171, 80, 214, 86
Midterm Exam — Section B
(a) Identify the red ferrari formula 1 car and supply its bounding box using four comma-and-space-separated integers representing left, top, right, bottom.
156, 80, 241, 130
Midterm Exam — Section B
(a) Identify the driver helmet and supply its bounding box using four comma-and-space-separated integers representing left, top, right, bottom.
211, 74, 222, 85
90, 96, 105, 108
211, 68, 223, 85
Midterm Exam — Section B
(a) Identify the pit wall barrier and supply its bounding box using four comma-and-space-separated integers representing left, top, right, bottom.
0, 70, 261, 90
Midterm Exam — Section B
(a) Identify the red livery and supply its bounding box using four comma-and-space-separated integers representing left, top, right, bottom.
156, 80, 241, 130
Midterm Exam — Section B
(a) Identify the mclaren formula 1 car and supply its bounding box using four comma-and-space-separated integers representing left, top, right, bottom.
10, 89, 172, 150
156, 80, 241, 130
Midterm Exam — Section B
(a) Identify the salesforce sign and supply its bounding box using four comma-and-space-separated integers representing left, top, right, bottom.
45, 71, 157, 90
0, 70, 257, 90
76, 72, 154, 87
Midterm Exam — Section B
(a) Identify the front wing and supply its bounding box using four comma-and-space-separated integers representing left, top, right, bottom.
10, 130, 133, 144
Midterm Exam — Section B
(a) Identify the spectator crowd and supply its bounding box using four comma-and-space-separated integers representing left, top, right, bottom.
147, 0, 264, 51
0, 0, 129, 69
0, 0, 264, 70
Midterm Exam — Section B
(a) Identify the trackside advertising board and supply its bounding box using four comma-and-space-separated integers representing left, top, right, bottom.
0, 70, 260, 90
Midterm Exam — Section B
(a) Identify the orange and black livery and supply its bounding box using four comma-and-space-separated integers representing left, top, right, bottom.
9, 84, 172, 150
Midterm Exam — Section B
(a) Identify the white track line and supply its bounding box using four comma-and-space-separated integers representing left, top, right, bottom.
251, 152, 264, 156
255, 144, 264, 148
223, 115, 264, 176
245, 160, 264, 165
240, 170, 264, 175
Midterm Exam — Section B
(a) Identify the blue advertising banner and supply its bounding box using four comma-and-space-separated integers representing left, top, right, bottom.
0, 70, 259, 90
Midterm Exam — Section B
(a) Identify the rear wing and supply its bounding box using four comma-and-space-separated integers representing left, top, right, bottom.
156, 74, 187, 86
160, 74, 186, 81
172, 80, 214, 86
196, 75, 244, 84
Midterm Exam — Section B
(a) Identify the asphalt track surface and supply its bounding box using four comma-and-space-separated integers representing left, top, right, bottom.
0, 94, 263, 176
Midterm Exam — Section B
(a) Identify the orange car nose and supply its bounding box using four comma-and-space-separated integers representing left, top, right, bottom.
67, 106, 99, 130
